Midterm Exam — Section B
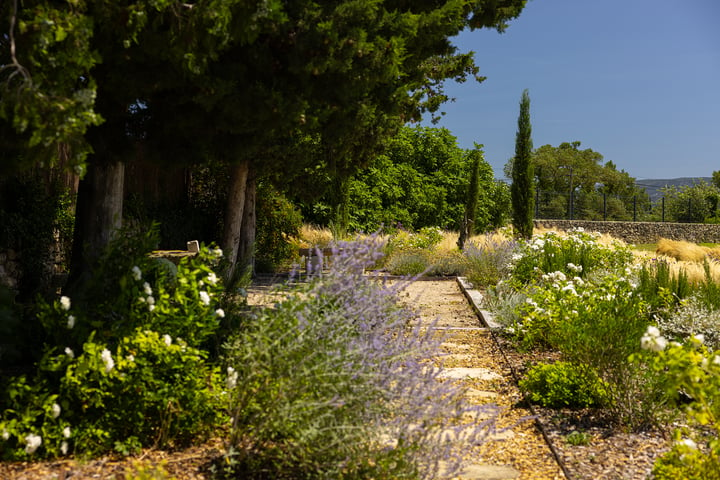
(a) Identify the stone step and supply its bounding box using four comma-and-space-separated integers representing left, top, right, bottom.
438, 367, 503, 381
458, 464, 521, 480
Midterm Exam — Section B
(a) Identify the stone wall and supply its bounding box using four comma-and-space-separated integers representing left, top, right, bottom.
0, 249, 21, 292
534, 219, 720, 244
0, 237, 67, 294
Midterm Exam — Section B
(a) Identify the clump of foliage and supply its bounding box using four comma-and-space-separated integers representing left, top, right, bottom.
509, 228, 633, 286
0, 227, 228, 459
637, 329, 720, 479
653, 262, 720, 349
489, 229, 673, 428
660, 181, 720, 223
462, 233, 517, 287
636, 258, 692, 317
382, 228, 469, 277
255, 182, 303, 273
221, 238, 500, 479
520, 362, 607, 409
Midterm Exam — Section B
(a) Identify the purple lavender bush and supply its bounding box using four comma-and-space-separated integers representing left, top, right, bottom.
221, 237, 500, 479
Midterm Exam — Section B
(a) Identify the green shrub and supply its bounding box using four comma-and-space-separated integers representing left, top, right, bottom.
59, 329, 222, 455
520, 362, 607, 409
255, 182, 303, 273
640, 331, 720, 479
425, 249, 467, 276
463, 237, 518, 287
384, 248, 431, 275
0, 227, 228, 459
636, 258, 692, 316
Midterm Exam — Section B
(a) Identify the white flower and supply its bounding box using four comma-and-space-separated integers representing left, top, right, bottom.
207, 272, 218, 285
146, 295, 155, 305
67, 315, 75, 329
215, 308, 225, 318
691, 334, 705, 345
645, 326, 661, 338
59, 296, 71, 311
127, 355, 135, 362
567, 263, 583, 273
212, 247, 223, 258
63, 427, 71, 439
65, 347, 74, 359
60, 441, 68, 455
132, 266, 142, 281
2, 430, 9, 441
101, 349, 115, 373
148, 304, 155, 312
163, 334, 172, 346
713, 355, 720, 366
550, 271, 566, 282
51, 403, 61, 419
641, 331, 668, 352
143, 282, 153, 296
199, 291, 210, 306
677, 438, 697, 450
24, 434, 42, 454
226, 366, 238, 390
562, 285, 577, 296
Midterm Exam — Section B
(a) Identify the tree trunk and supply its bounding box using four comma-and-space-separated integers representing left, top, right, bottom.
238, 169, 257, 277
65, 161, 125, 293
222, 159, 250, 281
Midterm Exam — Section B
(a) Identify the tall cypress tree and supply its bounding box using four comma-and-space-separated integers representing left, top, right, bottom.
457, 147, 483, 250
511, 89, 535, 239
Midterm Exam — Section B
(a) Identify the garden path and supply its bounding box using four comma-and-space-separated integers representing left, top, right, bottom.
399, 278, 566, 480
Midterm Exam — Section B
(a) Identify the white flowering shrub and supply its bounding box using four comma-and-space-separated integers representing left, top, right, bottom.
510, 229, 633, 286
634, 331, 720, 479
56, 329, 222, 455
0, 226, 228, 459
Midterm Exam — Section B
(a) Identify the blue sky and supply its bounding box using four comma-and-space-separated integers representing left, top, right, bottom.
424, 0, 720, 181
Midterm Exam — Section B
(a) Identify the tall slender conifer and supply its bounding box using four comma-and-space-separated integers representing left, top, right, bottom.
511, 89, 535, 238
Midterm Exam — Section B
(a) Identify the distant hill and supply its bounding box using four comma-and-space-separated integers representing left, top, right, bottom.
635, 177, 713, 202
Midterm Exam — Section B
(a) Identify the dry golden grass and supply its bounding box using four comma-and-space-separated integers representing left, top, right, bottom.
295, 224, 335, 248
656, 238, 709, 262
435, 231, 459, 253
645, 254, 720, 284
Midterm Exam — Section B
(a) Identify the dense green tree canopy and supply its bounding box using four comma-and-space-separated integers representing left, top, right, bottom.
2, 0, 528, 281
299, 126, 503, 233
2, 0, 528, 174
505, 141, 649, 220
661, 181, 720, 223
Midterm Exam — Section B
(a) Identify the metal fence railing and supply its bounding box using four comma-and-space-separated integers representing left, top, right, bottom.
534, 189, 719, 223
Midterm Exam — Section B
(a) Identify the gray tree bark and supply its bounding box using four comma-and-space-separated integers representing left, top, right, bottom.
65, 160, 125, 292
222, 159, 250, 281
